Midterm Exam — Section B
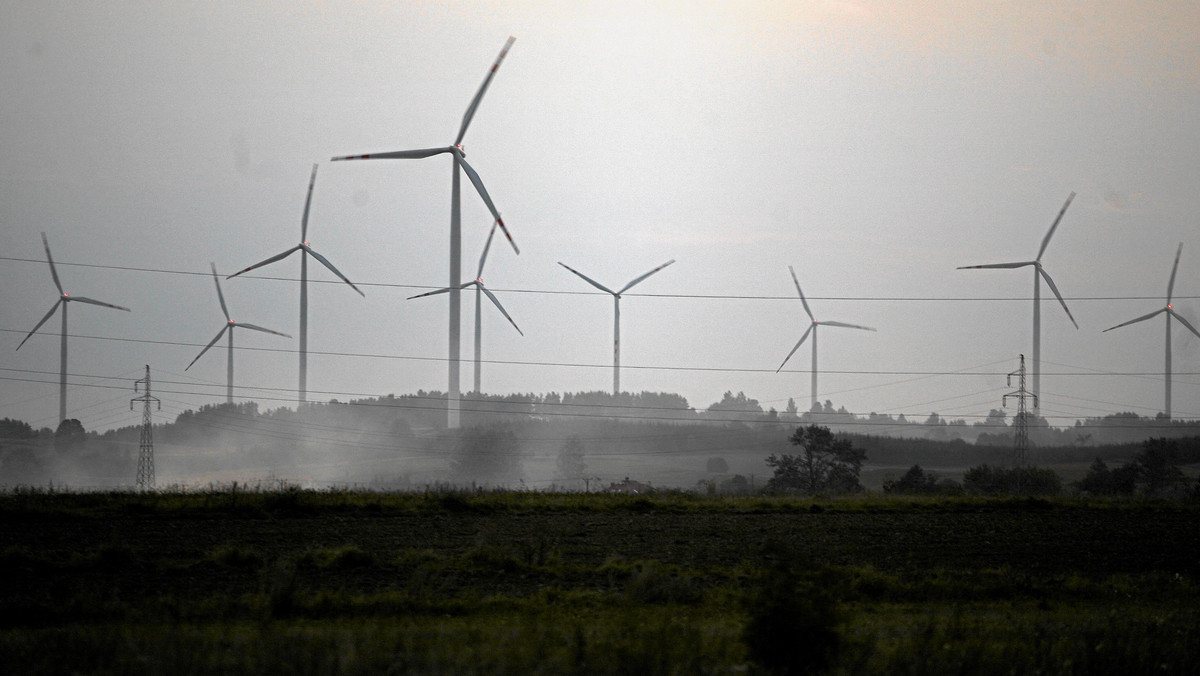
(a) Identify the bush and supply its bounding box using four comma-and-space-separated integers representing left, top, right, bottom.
1076, 458, 1137, 496
743, 545, 841, 674
450, 424, 525, 484
963, 465, 1062, 496
882, 465, 940, 495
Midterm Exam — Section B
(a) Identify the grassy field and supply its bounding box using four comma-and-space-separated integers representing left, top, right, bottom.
1, 489, 1198, 674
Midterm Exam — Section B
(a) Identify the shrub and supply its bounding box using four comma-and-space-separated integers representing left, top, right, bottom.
963, 465, 1062, 496
743, 552, 841, 674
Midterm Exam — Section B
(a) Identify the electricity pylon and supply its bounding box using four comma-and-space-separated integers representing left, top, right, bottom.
1003, 354, 1036, 473
131, 365, 160, 490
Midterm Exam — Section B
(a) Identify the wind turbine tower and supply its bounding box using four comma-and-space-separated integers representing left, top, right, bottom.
775, 266, 876, 409
1103, 243, 1200, 419
186, 264, 291, 404
16, 233, 131, 424
958, 192, 1079, 413
227, 164, 363, 405
410, 221, 522, 395
558, 259, 675, 396
332, 37, 518, 428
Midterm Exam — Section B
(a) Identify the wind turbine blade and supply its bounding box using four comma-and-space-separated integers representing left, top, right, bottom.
957, 261, 1036, 270
408, 285, 457, 300
301, 163, 318, 242
303, 245, 365, 297
788, 265, 814, 321
477, 221, 498, 279
330, 147, 452, 161
1169, 309, 1200, 340
41, 232, 63, 296
618, 260, 676, 295
455, 155, 518, 253
558, 262, 616, 295
820, 320, 876, 332
210, 264, 230, 321
1037, 191, 1076, 261
67, 296, 130, 312
226, 246, 302, 279
456, 36, 516, 146
1103, 308, 1165, 332
1167, 242, 1183, 304
16, 300, 62, 351
776, 325, 814, 372
1038, 267, 1079, 329
186, 325, 228, 371
480, 284, 524, 336
236, 322, 291, 338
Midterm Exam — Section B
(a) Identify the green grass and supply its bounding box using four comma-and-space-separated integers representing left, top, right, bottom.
1, 489, 1197, 673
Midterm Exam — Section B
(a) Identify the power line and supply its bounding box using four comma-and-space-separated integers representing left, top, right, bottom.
5, 334, 1200, 379
6, 368, 1195, 429
3, 255, 1196, 302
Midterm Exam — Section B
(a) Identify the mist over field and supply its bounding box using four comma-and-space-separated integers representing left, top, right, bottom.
5, 389, 1198, 491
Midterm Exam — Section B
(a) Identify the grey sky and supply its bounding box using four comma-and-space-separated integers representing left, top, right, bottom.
2, 1, 1199, 433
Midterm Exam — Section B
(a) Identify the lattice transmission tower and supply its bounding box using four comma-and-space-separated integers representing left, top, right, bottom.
1002, 354, 1036, 468
131, 364, 160, 490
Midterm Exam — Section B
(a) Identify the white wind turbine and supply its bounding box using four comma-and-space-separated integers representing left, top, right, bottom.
558, 259, 675, 396
16, 233, 131, 424
775, 266, 876, 409
410, 221, 522, 395
958, 192, 1079, 413
1103, 243, 1200, 419
331, 36, 518, 428
226, 164, 363, 405
186, 264, 290, 404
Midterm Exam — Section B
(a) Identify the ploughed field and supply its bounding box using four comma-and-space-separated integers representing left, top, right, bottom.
2, 491, 1198, 674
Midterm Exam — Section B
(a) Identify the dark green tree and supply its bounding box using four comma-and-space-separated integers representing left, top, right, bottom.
765, 425, 865, 495
450, 425, 524, 484
1077, 458, 1137, 496
555, 435, 586, 485
882, 464, 940, 495
963, 464, 1062, 496
1136, 437, 1185, 496
54, 418, 86, 451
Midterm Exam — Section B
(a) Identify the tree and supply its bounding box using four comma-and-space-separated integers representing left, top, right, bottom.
783, 397, 799, 421
1077, 458, 1137, 496
765, 425, 865, 495
1136, 437, 1185, 496
963, 464, 1062, 496
555, 435, 587, 485
882, 464, 940, 495
450, 425, 524, 484
707, 390, 764, 422
976, 408, 1007, 429
54, 418, 86, 451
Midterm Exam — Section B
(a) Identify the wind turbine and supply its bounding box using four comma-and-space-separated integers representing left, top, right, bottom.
1103, 243, 1200, 419
958, 192, 1079, 413
226, 164, 363, 406
331, 36, 518, 428
16, 233, 131, 424
410, 220, 522, 395
775, 266, 876, 409
558, 259, 675, 396
186, 264, 290, 404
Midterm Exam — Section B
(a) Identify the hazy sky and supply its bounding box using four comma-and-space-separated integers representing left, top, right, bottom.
2, 1, 1199, 434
